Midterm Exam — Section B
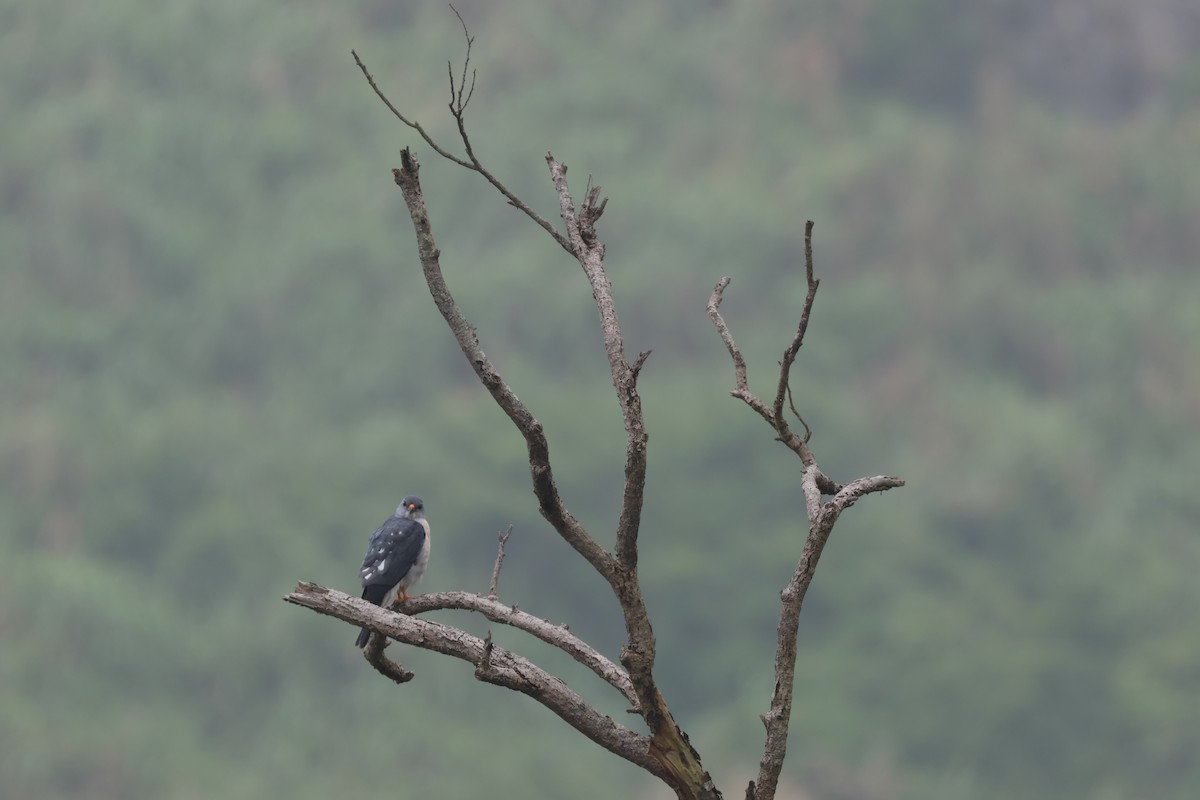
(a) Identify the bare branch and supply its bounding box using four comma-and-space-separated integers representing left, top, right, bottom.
339, 583, 642, 708
709, 224, 903, 800
631, 350, 652, 384
707, 277, 748, 388
541, 154, 719, 799
285, 582, 662, 776
362, 625, 414, 684
352, 45, 572, 253
402, 589, 639, 708
801, 464, 823, 528
708, 276, 829, 482
784, 383, 813, 443
389, 147, 652, 715
829, 474, 906, 515
545, 152, 657, 671
479, 630, 495, 671
441, 21, 571, 253
771, 221, 820, 431
488, 525, 513, 598
447, 4, 477, 113
545, 154, 646, 575
752, 474, 903, 800
352, 49, 472, 169
391, 150, 617, 583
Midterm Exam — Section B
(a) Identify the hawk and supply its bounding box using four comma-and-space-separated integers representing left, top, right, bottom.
355, 495, 431, 648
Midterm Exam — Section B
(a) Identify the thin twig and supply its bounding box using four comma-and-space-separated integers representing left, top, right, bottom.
631, 350, 652, 383
448, 4, 477, 113
351, 42, 572, 253
784, 383, 812, 443
478, 631, 494, 672
708, 278, 823, 476
489, 525, 513, 597
352, 49, 472, 169
771, 221, 819, 432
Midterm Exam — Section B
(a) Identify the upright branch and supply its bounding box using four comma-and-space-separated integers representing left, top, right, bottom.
544, 155, 703, 793
488, 525, 513, 598
707, 223, 904, 800
390, 148, 614, 583
771, 220, 819, 447
544, 158, 645, 574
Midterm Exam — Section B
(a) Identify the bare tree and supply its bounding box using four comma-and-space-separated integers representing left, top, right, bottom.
285, 19, 903, 800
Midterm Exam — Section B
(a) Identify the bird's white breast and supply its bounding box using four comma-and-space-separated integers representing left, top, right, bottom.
401, 517, 432, 590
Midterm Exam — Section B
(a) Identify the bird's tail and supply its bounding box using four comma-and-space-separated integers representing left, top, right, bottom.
356, 584, 388, 648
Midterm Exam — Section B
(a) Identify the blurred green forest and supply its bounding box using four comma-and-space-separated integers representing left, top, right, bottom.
4, 1, 1199, 798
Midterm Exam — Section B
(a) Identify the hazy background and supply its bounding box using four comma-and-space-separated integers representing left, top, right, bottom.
4, 1, 1198, 798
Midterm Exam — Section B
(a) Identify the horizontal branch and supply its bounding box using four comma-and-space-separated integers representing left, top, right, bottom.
827, 474, 906, 517
284, 582, 660, 775
401, 589, 638, 708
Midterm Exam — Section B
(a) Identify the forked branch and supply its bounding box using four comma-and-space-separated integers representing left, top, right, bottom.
706, 223, 840, 497
707, 224, 904, 800
391, 149, 614, 582
392, 143, 716, 800
284, 583, 658, 773
351, 43, 572, 254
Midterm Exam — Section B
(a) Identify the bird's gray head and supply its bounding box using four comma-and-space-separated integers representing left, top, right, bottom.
397, 495, 425, 519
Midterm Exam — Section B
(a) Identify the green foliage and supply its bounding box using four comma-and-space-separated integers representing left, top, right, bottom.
3, 1, 1199, 799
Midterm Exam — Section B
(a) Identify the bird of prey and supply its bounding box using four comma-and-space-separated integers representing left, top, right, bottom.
355, 495, 431, 649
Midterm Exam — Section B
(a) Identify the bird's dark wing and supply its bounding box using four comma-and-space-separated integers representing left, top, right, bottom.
359, 515, 427, 593
355, 514, 428, 648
